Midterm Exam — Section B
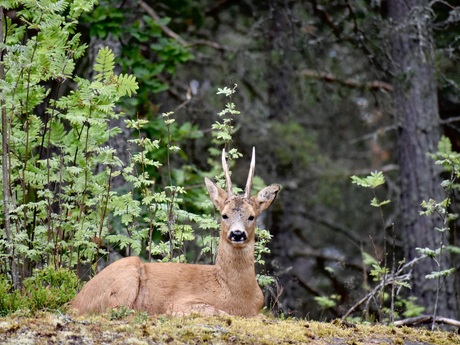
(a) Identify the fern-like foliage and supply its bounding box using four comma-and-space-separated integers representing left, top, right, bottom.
116, 74, 139, 97
94, 46, 115, 82
0, 1, 140, 279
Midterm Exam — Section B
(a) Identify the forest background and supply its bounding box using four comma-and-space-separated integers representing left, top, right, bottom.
1, 0, 459, 326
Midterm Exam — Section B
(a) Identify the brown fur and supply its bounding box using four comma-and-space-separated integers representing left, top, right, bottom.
70, 178, 279, 317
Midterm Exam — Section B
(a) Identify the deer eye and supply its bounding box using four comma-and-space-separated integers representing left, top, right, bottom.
248, 215, 255, 221
222, 214, 229, 220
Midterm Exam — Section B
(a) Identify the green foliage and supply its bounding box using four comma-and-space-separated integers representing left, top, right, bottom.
116, 112, 211, 263
82, 1, 193, 107
211, 84, 240, 148
0, 0, 115, 273
314, 294, 340, 309
22, 266, 80, 313
109, 305, 135, 320
0, 277, 21, 317
418, 136, 459, 328
350, 136, 459, 325
394, 297, 425, 318
351, 171, 386, 189
351, 172, 391, 207
350, 172, 410, 323
0, 0, 139, 271
362, 252, 389, 282
0, 267, 80, 316
424, 268, 455, 280
109, 305, 150, 322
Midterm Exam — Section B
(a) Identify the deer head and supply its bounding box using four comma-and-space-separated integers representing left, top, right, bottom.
204, 148, 279, 248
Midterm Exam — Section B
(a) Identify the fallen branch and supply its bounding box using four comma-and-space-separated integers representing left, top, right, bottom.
301, 69, 393, 93
394, 315, 460, 328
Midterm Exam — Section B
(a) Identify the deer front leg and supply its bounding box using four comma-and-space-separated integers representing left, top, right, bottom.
171, 303, 229, 317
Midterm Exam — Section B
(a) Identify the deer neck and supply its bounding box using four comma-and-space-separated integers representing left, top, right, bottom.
214, 235, 257, 290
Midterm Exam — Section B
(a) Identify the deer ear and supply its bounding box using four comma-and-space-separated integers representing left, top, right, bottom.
253, 184, 280, 213
205, 177, 228, 210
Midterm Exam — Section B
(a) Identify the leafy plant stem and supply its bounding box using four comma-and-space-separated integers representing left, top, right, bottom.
21, 14, 41, 248
147, 205, 158, 262
45, 93, 60, 255
431, 204, 448, 330
390, 223, 396, 324
373, 189, 388, 321
95, 163, 114, 273
78, 121, 91, 227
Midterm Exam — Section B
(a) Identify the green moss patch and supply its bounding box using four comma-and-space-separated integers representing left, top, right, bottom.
0, 312, 458, 345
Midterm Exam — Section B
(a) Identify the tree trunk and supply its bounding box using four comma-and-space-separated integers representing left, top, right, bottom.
387, 0, 457, 318
266, 0, 294, 122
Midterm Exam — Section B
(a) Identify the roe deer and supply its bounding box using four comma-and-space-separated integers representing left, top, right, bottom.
70, 148, 280, 316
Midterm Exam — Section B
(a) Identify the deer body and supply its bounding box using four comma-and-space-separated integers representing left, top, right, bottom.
70, 148, 279, 316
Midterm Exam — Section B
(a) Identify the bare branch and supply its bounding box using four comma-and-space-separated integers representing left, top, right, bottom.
290, 247, 363, 272
138, 0, 187, 46
188, 39, 224, 51
440, 116, 460, 124
301, 69, 393, 93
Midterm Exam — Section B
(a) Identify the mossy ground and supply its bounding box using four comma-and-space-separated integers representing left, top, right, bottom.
0, 311, 458, 345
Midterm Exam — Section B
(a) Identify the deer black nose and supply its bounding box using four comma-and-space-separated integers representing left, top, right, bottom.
229, 230, 248, 242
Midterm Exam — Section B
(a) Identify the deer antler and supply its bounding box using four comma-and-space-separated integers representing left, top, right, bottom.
244, 147, 255, 198
222, 148, 233, 197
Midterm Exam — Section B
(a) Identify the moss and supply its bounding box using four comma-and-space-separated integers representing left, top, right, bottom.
0, 312, 458, 345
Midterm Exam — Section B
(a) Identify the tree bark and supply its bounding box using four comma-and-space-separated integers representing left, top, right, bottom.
0, 7, 19, 289
266, 0, 294, 122
387, 0, 457, 318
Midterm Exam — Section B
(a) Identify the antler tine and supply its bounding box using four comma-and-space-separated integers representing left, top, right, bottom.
244, 147, 256, 199
222, 148, 233, 197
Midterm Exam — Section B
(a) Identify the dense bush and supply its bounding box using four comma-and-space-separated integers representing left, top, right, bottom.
0, 266, 80, 316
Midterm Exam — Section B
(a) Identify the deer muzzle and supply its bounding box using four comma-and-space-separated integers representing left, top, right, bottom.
228, 230, 248, 243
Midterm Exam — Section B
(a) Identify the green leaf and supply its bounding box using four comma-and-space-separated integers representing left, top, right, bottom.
116, 74, 139, 97
362, 252, 378, 266
437, 135, 452, 154
425, 268, 455, 279
416, 247, 440, 258
370, 197, 391, 207
351, 171, 385, 189
447, 245, 460, 254
94, 46, 115, 81
314, 294, 340, 309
